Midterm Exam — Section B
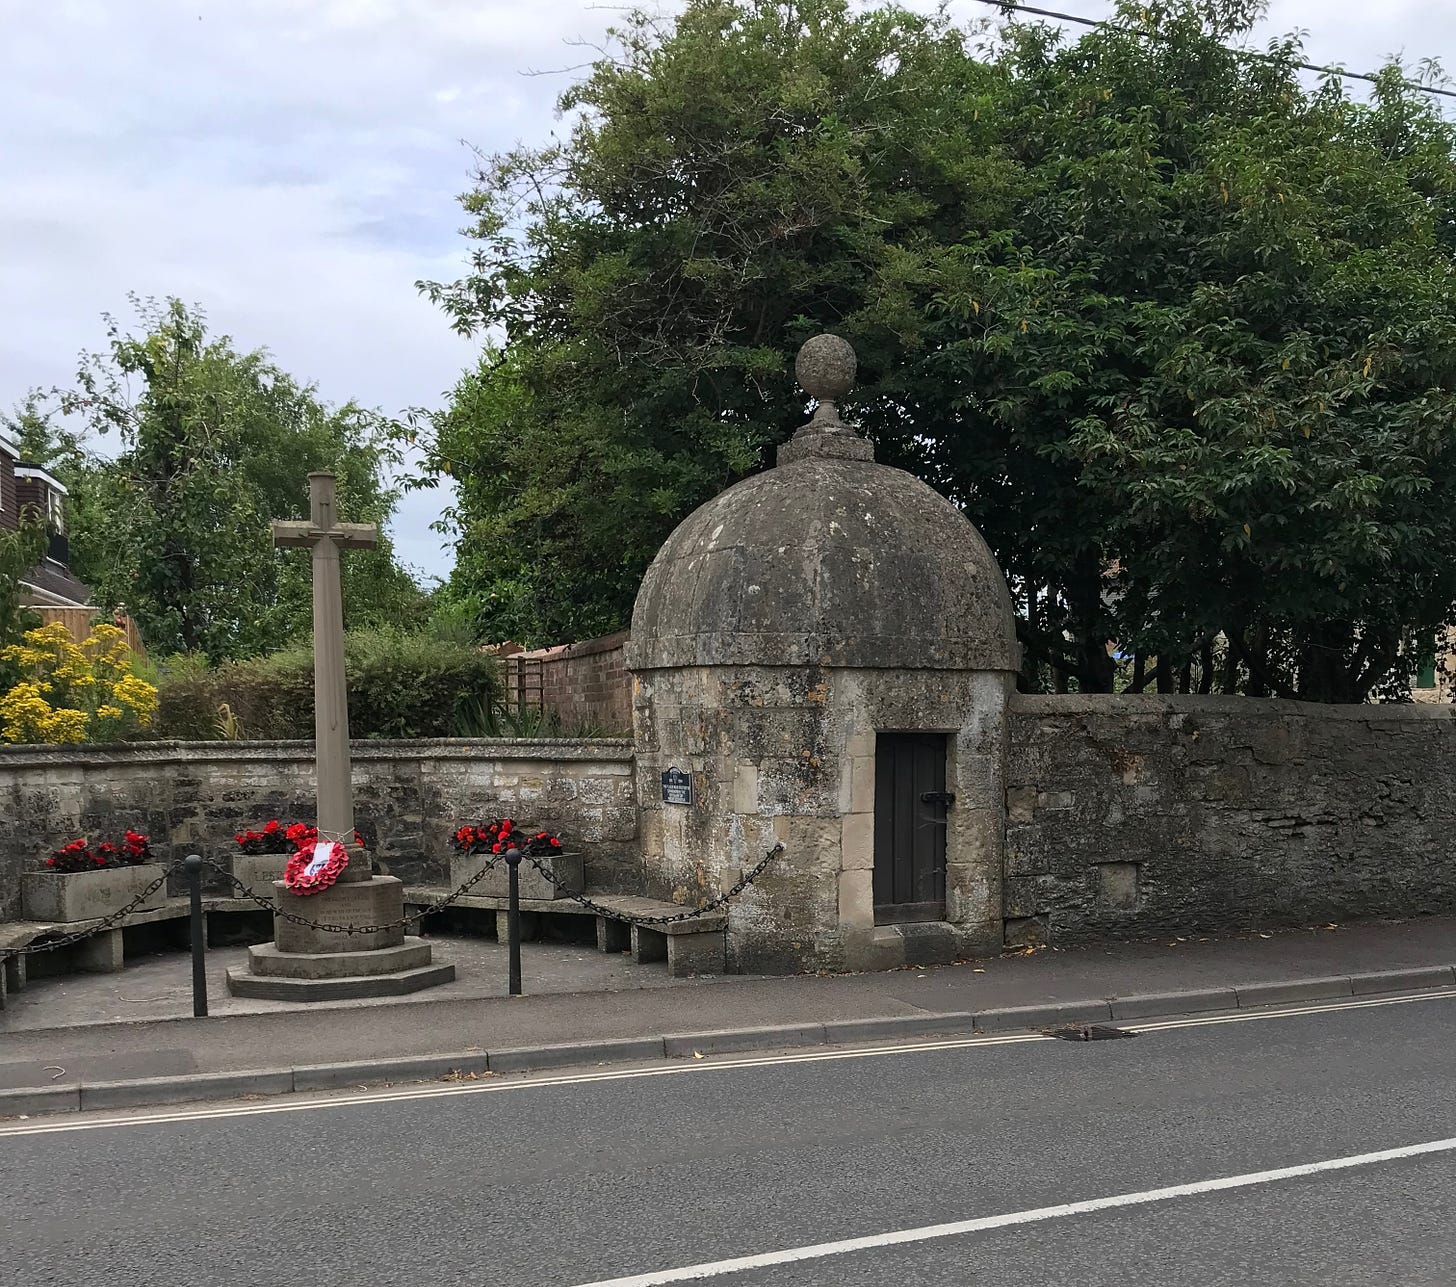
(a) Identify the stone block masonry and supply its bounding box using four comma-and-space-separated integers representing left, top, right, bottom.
0, 738, 638, 921
1004, 694, 1456, 943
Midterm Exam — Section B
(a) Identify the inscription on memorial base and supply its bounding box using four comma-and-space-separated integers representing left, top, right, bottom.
272, 875, 408, 954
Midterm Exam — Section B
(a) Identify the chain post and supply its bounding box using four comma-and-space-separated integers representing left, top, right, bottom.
505, 846, 523, 996
184, 854, 208, 1018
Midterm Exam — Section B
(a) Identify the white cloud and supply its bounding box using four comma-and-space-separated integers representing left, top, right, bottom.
2, 0, 1452, 583
0, 0, 616, 579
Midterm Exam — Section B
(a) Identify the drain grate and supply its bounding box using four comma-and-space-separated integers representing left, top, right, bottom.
1047, 1023, 1138, 1042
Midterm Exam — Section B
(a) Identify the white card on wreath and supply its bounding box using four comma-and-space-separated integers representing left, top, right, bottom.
304, 841, 339, 877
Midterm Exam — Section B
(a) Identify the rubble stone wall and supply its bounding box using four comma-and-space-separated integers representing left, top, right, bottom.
0, 739, 638, 920
1004, 694, 1456, 943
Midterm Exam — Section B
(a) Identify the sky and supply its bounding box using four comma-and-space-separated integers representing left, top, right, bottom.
1, 0, 1450, 583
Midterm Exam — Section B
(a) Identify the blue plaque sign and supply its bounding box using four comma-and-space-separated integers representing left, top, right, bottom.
661, 767, 693, 806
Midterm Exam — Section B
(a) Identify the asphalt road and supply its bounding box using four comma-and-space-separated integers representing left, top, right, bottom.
5, 992, 1456, 1287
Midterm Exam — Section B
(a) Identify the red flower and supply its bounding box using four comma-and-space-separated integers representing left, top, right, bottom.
282, 838, 349, 896
549, 838, 561, 849
491, 843, 502, 853
264, 820, 280, 833
46, 856, 55, 867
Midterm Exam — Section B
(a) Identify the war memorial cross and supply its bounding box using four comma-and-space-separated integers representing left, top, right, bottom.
271, 471, 377, 853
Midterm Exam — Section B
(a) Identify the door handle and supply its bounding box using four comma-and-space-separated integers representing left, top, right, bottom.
920, 790, 956, 808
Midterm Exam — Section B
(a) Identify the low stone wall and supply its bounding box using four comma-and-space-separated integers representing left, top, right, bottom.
0, 738, 638, 920
1004, 694, 1456, 942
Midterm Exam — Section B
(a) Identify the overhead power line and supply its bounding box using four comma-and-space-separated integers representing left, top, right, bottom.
973, 0, 1456, 102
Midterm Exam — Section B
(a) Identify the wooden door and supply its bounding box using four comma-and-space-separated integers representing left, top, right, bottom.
872, 732, 949, 925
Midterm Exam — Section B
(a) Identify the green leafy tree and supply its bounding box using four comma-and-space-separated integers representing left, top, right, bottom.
414, 0, 1002, 644
1, 397, 59, 690
0, 521, 47, 685
5, 390, 85, 469
421, 0, 1456, 699
918, 2, 1456, 701
60, 296, 425, 660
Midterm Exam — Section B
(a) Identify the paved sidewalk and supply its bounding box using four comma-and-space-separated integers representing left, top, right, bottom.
2, 915, 1453, 1115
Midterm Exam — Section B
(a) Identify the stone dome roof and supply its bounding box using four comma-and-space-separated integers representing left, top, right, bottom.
626, 339, 1020, 673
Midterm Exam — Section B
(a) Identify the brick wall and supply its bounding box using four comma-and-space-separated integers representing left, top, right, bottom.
506, 631, 633, 733
1004, 694, 1456, 943
0, 738, 639, 920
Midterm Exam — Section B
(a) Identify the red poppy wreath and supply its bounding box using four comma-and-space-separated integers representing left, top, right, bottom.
283, 838, 350, 895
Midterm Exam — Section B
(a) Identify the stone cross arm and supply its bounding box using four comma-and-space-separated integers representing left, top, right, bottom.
271, 519, 379, 550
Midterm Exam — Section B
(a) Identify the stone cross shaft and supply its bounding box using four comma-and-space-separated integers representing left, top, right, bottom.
271, 472, 377, 851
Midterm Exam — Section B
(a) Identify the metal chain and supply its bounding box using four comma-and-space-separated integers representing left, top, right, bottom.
1, 864, 175, 959
2, 842, 787, 958
520, 842, 786, 925
199, 854, 508, 936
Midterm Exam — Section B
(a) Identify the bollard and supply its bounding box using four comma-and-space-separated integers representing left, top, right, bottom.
184, 854, 208, 1018
505, 847, 523, 996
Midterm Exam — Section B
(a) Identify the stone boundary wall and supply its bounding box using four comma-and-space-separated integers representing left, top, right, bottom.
0, 738, 638, 920
1005, 694, 1456, 943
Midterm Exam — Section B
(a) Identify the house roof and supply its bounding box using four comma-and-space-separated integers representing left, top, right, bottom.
14, 464, 67, 495
0, 425, 16, 461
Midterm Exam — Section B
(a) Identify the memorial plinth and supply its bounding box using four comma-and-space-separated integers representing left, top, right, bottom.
273, 875, 407, 953
226, 868, 457, 999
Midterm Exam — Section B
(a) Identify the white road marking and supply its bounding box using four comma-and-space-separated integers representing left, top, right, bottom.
0, 1032, 1050, 1137
1128, 986, 1456, 1033
562, 1136, 1456, 1286
1, 985, 1452, 1138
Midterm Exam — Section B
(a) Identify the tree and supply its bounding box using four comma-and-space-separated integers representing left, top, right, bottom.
0, 520, 46, 687
421, 0, 1456, 699
919, 2, 1456, 701
415, 0, 1001, 644
59, 297, 426, 660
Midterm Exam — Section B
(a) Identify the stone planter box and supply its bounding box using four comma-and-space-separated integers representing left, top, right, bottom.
21, 863, 167, 923
233, 853, 292, 903
450, 851, 585, 902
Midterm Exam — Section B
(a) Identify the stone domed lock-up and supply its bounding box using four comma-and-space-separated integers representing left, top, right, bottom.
627, 337, 1020, 973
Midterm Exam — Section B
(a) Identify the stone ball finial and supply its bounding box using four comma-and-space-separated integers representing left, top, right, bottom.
780, 333, 872, 465
795, 334, 856, 402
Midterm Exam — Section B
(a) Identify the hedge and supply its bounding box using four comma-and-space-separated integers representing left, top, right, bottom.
153, 629, 502, 740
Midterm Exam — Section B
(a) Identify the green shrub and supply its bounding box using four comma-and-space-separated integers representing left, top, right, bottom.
152, 630, 502, 740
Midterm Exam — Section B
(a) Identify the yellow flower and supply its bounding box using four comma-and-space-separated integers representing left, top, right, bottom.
0, 620, 156, 742
111, 674, 160, 724
41, 708, 88, 743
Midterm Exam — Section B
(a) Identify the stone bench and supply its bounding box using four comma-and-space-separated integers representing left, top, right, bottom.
403, 887, 727, 978
0, 883, 727, 1009
0, 896, 278, 1006
0, 900, 197, 1004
